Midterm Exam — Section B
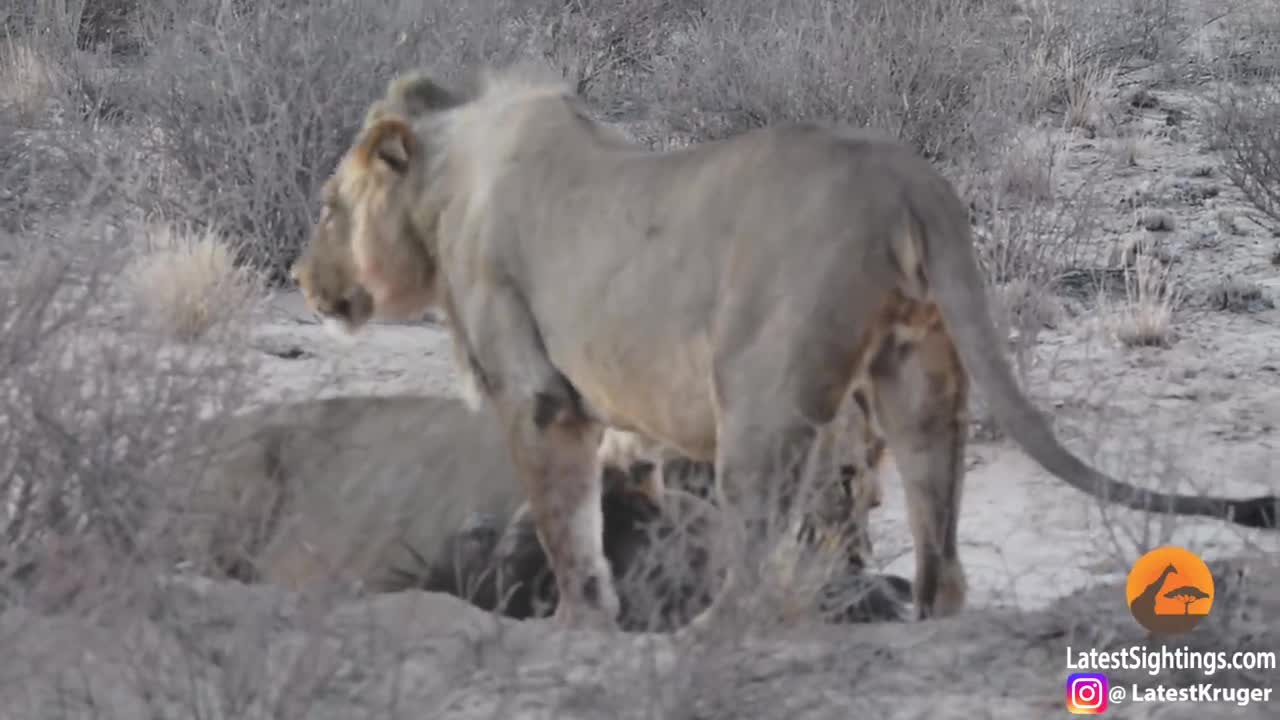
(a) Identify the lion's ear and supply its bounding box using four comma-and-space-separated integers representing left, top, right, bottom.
386, 71, 462, 117
357, 117, 416, 175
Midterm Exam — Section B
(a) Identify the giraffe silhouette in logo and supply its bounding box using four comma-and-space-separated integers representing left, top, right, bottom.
1129, 562, 1178, 630
1129, 560, 1214, 635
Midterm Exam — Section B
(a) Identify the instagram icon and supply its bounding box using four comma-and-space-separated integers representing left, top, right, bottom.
1066, 673, 1109, 714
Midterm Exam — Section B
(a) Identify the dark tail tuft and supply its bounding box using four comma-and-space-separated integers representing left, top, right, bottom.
1231, 496, 1279, 529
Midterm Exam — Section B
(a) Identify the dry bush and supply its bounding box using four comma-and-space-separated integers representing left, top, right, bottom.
1204, 84, 1280, 234
517, 0, 705, 108
4, 0, 142, 52
973, 179, 1102, 289
647, 0, 1021, 163
1098, 255, 1182, 347
1200, 1, 1280, 80
0, 234, 255, 608
121, 0, 529, 283
1015, 0, 1185, 126
1110, 128, 1157, 168
1200, 5, 1280, 232
995, 129, 1062, 202
121, 221, 264, 342
1205, 275, 1274, 313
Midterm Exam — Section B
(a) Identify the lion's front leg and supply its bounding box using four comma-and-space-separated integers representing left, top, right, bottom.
459, 285, 618, 631
501, 396, 615, 629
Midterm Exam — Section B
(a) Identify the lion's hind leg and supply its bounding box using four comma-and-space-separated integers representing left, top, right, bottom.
866, 322, 969, 620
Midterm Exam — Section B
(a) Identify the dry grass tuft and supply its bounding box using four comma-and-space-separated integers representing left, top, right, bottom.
997, 130, 1061, 201
122, 221, 263, 342
1063, 54, 1117, 134
1111, 129, 1156, 168
1099, 255, 1181, 348
0, 38, 54, 122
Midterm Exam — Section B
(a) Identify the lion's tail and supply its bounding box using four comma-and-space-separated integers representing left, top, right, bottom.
905, 182, 1277, 529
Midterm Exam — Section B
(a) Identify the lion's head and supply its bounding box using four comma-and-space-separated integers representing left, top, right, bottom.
292, 72, 466, 336
289, 203, 375, 337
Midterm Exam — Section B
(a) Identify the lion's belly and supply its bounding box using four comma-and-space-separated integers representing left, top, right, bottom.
558, 334, 718, 462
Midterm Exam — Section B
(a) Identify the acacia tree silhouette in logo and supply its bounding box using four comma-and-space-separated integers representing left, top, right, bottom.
1129, 556, 1215, 635
1164, 585, 1211, 615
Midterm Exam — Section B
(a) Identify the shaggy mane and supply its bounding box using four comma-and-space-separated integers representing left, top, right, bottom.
433, 64, 583, 155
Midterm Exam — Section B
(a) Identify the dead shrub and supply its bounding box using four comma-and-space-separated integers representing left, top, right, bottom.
520, 0, 705, 109
1111, 129, 1156, 168
1015, 1, 1184, 124
647, 0, 1019, 163
121, 221, 264, 342
124, 0, 523, 283
1204, 84, 1280, 235
1204, 276, 1274, 314
996, 129, 1061, 202
0, 226, 257, 615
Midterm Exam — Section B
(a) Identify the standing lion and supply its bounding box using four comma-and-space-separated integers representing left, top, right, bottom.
291, 65, 1276, 631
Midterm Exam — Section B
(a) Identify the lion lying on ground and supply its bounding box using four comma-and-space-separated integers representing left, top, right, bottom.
181, 394, 908, 630
291, 65, 1277, 630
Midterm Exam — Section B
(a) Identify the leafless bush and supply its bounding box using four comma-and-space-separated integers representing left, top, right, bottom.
1013, 0, 1191, 128
1204, 275, 1274, 313
0, 119, 260, 613
518, 0, 705, 107
0, 238, 257, 611
1204, 85, 1280, 234
644, 0, 1019, 163
119, 0, 529, 282
4, 0, 142, 52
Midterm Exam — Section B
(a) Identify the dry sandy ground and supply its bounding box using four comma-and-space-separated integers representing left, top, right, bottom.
0, 552, 1274, 718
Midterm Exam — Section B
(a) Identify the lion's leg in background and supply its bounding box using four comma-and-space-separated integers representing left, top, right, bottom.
866, 321, 969, 620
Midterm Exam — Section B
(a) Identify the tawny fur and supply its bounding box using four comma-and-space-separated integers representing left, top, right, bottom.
292, 65, 1278, 630
178, 393, 898, 628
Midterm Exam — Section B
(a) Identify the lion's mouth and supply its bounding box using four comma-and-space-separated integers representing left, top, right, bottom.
319, 315, 359, 343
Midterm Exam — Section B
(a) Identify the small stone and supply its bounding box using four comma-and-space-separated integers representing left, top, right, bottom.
1139, 209, 1176, 232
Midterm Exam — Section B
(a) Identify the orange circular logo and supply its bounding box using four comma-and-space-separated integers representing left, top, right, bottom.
1125, 545, 1214, 635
